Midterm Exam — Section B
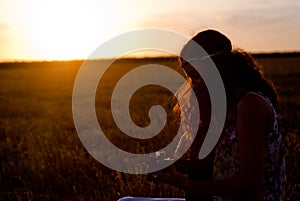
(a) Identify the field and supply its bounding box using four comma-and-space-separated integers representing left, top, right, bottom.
0, 55, 299, 200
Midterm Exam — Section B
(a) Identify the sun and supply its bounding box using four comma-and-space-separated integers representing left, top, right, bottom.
19, 0, 124, 60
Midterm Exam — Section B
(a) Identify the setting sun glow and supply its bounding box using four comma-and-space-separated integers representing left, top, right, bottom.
18, 0, 129, 59
0, 0, 299, 61
13, 0, 132, 60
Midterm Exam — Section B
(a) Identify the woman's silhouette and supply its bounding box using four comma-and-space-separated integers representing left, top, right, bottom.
119, 29, 285, 201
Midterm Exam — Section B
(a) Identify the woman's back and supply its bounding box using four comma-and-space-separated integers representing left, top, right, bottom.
213, 91, 285, 201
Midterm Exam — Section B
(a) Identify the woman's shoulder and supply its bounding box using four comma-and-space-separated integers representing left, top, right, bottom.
237, 92, 272, 110
237, 91, 275, 131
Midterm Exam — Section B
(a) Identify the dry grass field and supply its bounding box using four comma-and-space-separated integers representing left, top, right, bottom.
0, 55, 299, 200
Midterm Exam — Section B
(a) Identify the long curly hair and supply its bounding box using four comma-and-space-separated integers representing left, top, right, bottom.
179, 30, 279, 112
211, 49, 279, 111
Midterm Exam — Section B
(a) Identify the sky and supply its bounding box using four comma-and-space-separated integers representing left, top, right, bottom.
0, 0, 300, 61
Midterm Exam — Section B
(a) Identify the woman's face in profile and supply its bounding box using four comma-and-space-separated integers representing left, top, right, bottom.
181, 60, 199, 79
180, 45, 208, 77
180, 58, 205, 88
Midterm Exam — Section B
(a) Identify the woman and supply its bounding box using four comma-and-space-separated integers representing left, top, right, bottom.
157, 30, 285, 201
119, 29, 285, 201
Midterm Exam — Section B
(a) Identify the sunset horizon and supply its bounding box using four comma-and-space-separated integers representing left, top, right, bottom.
1, 0, 300, 62
1, 1, 300, 200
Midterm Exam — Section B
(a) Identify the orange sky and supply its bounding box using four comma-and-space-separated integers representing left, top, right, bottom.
0, 0, 300, 61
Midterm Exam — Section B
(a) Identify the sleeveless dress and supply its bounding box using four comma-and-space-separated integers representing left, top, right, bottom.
118, 90, 285, 201
213, 91, 285, 201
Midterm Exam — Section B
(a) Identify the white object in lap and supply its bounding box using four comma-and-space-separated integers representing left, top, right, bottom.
118, 197, 185, 201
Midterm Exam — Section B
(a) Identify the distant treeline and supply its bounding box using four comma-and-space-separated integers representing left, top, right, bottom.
251, 52, 300, 58
1, 52, 300, 65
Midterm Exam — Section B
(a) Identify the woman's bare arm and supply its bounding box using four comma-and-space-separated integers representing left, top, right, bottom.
157, 93, 273, 199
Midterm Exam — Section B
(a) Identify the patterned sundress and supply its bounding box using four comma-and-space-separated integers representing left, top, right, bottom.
213, 91, 285, 201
